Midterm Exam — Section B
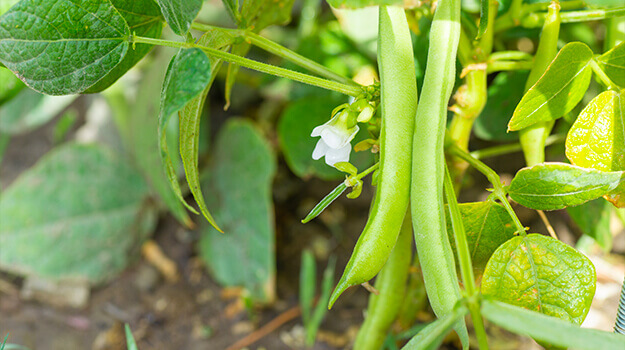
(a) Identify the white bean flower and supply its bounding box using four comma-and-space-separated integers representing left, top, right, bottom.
311, 110, 359, 167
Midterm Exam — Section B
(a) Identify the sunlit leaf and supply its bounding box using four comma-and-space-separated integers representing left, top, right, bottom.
508, 42, 593, 131
481, 234, 596, 324
597, 41, 625, 88
327, 0, 403, 9
445, 201, 516, 274
508, 162, 625, 210
566, 90, 625, 172
0, 0, 130, 95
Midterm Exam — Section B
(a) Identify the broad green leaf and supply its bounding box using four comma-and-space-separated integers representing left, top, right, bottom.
481, 234, 596, 324
125, 48, 192, 227
0, 88, 76, 134
0, 0, 130, 95
401, 305, 469, 350
154, 0, 202, 36
240, 0, 296, 31
565, 90, 625, 172
508, 42, 594, 131
85, 0, 164, 93
482, 299, 625, 350
199, 119, 276, 302
566, 198, 613, 252
0, 66, 24, 104
474, 71, 527, 141
158, 48, 215, 227
278, 96, 374, 180
327, 0, 403, 9
445, 201, 516, 274
597, 41, 625, 88
0, 143, 155, 284
508, 162, 625, 210
179, 31, 234, 231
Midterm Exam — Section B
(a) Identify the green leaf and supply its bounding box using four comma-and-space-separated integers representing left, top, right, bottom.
0, 143, 156, 284
474, 71, 527, 141
154, 0, 202, 36
158, 48, 214, 226
85, 0, 164, 93
301, 183, 348, 223
508, 162, 625, 210
0, 0, 130, 95
0, 66, 24, 105
307, 257, 335, 346
481, 234, 596, 324
445, 201, 517, 274
401, 305, 469, 350
199, 119, 277, 302
278, 96, 373, 180
566, 198, 613, 252
508, 42, 594, 131
597, 41, 625, 88
566, 89, 625, 172
179, 30, 233, 232
482, 299, 625, 350
300, 250, 316, 324
125, 324, 138, 350
327, 0, 403, 9
125, 48, 192, 227
0, 88, 76, 134
240, 0, 296, 31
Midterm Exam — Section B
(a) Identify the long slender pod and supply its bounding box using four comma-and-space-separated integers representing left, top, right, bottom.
329, 6, 418, 307
353, 211, 413, 350
519, 1, 561, 166
410, 0, 468, 343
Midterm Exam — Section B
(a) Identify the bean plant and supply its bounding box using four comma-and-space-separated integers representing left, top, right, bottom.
1, 0, 625, 348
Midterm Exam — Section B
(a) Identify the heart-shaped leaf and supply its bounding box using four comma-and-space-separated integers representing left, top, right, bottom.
508, 42, 593, 131
508, 162, 625, 210
0, 0, 130, 95
565, 89, 625, 172
597, 41, 625, 88
481, 234, 596, 324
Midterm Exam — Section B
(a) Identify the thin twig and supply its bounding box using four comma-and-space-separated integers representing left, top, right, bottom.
226, 305, 301, 350
537, 210, 558, 240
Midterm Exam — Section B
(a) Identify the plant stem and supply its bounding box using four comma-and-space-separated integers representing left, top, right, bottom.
487, 60, 533, 72
190, 22, 358, 86
559, 7, 625, 24
355, 162, 380, 180
447, 144, 527, 236
489, 51, 533, 61
469, 134, 565, 159
495, 1, 604, 32
443, 165, 490, 350
131, 36, 363, 97
590, 58, 617, 90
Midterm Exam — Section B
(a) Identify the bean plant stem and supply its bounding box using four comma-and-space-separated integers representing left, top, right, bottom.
447, 144, 527, 236
131, 36, 363, 97
590, 58, 617, 90
469, 134, 565, 159
487, 60, 533, 72
190, 22, 358, 86
443, 166, 490, 350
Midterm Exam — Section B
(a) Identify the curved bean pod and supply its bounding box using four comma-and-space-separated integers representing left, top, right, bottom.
328, 5, 418, 307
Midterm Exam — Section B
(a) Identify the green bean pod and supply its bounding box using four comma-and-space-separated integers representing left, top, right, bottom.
328, 5, 417, 307
519, 1, 561, 166
410, 0, 468, 342
353, 211, 413, 350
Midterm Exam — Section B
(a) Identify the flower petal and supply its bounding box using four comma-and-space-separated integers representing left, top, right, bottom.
325, 143, 351, 166
312, 138, 329, 160
311, 123, 327, 137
